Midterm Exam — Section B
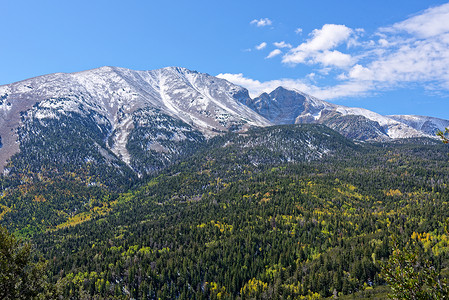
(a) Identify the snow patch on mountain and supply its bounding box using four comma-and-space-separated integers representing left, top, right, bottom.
111, 114, 134, 165
1, 66, 447, 172
0, 66, 271, 171
334, 107, 428, 139
388, 115, 449, 136
248, 86, 438, 141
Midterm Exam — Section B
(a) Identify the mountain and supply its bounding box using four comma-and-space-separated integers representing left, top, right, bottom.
388, 114, 449, 136
29, 126, 449, 299
202, 124, 358, 168
3, 67, 449, 299
1, 67, 448, 179
245, 87, 442, 141
0, 66, 270, 176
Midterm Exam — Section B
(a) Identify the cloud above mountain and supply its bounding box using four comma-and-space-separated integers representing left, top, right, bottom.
223, 3, 449, 100
344, 2, 449, 88
282, 24, 355, 68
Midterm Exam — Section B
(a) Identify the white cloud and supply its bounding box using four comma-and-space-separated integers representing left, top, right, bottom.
217, 73, 312, 97
295, 28, 303, 34
266, 49, 282, 59
306, 73, 316, 80
250, 18, 272, 27
384, 3, 449, 38
216, 72, 372, 99
378, 39, 389, 47
347, 64, 373, 81
238, 3, 449, 101
273, 41, 292, 48
315, 50, 353, 67
315, 81, 374, 99
299, 24, 352, 52
282, 24, 354, 67
349, 35, 449, 84
255, 42, 267, 50
345, 3, 449, 90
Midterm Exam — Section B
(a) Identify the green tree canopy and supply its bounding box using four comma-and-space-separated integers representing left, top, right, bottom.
0, 225, 58, 299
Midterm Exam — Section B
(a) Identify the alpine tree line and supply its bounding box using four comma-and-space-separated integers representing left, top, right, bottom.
1, 124, 449, 298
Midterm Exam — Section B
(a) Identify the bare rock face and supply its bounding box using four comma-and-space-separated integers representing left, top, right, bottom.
0, 66, 271, 173
246, 87, 442, 142
388, 115, 449, 136
1, 67, 446, 175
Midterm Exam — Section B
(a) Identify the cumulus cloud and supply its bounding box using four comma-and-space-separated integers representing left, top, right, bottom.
266, 49, 282, 59
250, 18, 272, 27
282, 24, 355, 68
348, 36, 449, 84
378, 39, 389, 47
345, 3, 449, 90
217, 73, 312, 97
383, 3, 449, 38
302, 24, 353, 51
255, 42, 267, 50
216, 72, 372, 100
225, 3, 449, 101
346, 64, 373, 81
273, 41, 292, 48
315, 50, 353, 67
238, 3, 449, 100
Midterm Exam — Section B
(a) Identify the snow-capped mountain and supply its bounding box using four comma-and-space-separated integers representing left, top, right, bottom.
0, 66, 270, 173
388, 115, 449, 136
245, 87, 442, 141
1, 67, 447, 176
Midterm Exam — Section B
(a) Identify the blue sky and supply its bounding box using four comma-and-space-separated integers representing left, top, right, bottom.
1, 0, 449, 119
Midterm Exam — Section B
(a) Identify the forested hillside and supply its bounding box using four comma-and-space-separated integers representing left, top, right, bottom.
1, 125, 446, 299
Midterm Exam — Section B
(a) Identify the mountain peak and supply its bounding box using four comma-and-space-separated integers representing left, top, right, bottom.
1, 66, 448, 174
246, 86, 441, 141
247, 86, 322, 125
0, 66, 270, 172
271, 86, 300, 94
270, 86, 316, 99
161, 66, 197, 74
272, 86, 291, 93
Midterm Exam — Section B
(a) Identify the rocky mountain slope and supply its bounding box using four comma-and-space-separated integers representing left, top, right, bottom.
388, 114, 449, 136
244, 87, 440, 142
1, 67, 447, 176
0, 66, 270, 174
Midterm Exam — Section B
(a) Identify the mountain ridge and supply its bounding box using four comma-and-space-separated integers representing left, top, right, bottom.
245, 86, 443, 141
1, 66, 448, 174
0, 66, 270, 172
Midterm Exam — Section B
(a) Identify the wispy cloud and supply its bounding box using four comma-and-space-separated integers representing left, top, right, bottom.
383, 3, 449, 38
250, 18, 272, 27
344, 3, 449, 89
273, 41, 292, 49
255, 42, 267, 50
266, 49, 282, 59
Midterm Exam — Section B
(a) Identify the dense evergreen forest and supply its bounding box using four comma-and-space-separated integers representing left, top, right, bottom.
1, 124, 449, 299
